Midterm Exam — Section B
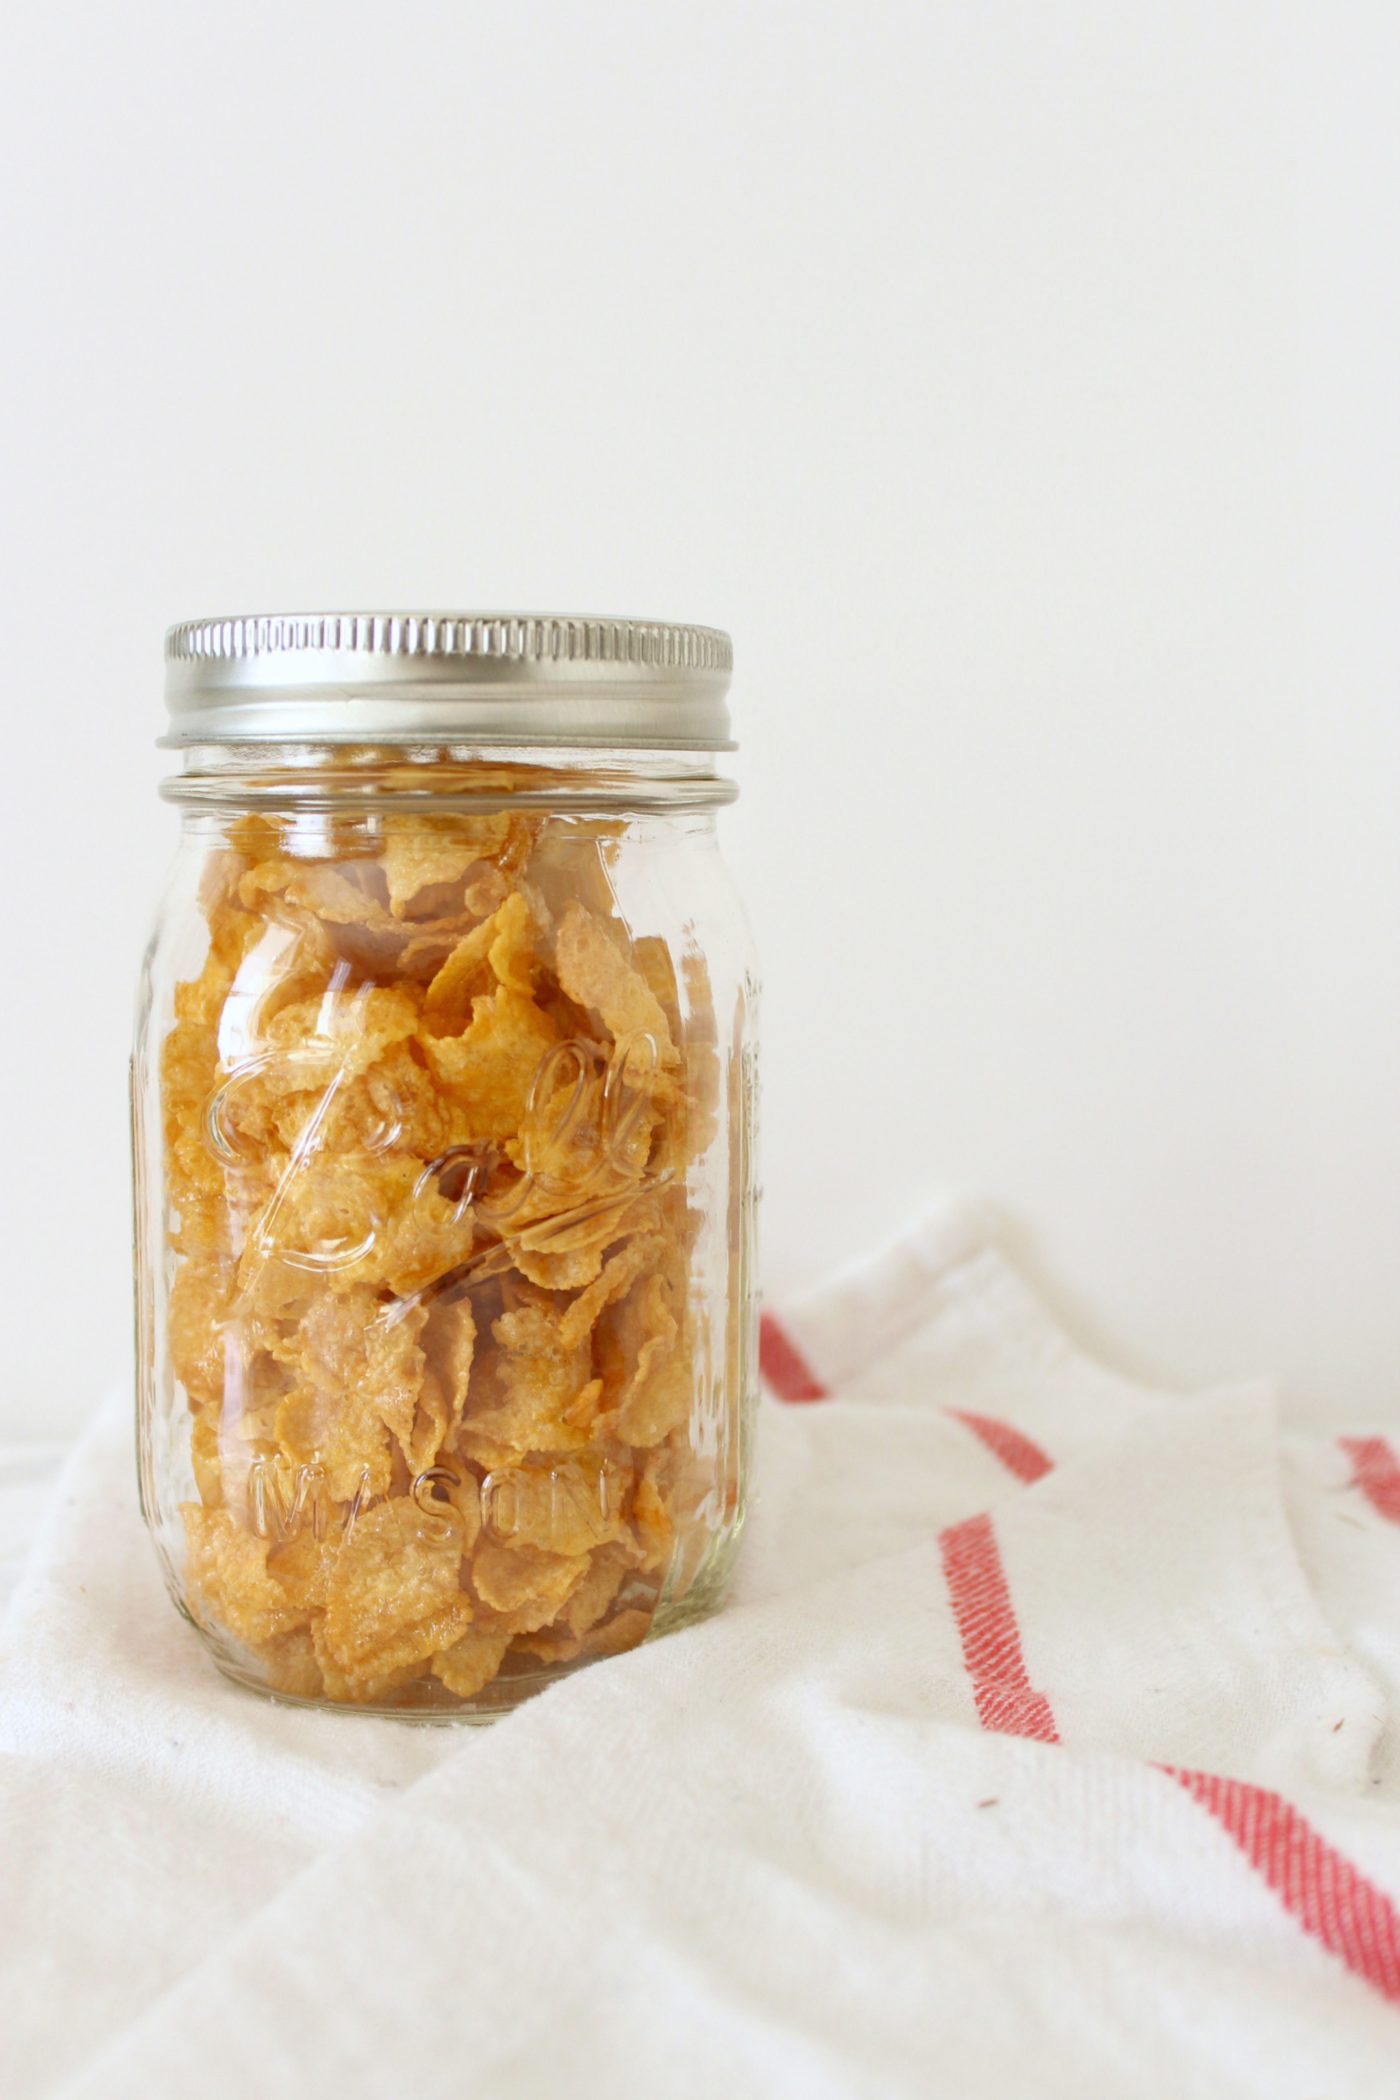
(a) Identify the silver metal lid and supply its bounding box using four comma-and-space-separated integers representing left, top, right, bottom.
163, 612, 734, 749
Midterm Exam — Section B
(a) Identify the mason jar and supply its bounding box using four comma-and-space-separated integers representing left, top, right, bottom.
132, 613, 758, 1718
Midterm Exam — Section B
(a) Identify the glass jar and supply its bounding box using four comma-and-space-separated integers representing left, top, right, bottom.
132, 614, 758, 1718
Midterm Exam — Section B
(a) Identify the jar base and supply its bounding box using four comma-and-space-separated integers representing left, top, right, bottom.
210, 1654, 565, 1724
205, 1542, 743, 1723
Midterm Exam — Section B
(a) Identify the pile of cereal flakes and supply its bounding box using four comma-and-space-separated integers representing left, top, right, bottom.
159, 781, 727, 1709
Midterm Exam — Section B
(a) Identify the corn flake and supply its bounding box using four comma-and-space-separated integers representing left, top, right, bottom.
554, 904, 678, 1068
318, 1497, 473, 1698
424, 988, 560, 1141
274, 1290, 428, 1502
381, 821, 486, 920
471, 1538, 585, 1631
182, 1504, 307, 1648
431, 1621, 514, 1699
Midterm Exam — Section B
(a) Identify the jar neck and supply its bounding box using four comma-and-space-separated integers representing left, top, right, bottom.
161, 742, 737, 816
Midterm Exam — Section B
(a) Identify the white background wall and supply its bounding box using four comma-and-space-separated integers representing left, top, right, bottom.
1, 2, 1397, 1440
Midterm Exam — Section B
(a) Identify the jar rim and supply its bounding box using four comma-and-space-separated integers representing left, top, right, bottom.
162, 611, 735, 751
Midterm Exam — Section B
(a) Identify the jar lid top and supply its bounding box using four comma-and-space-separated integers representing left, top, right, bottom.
163, 612, 734, 749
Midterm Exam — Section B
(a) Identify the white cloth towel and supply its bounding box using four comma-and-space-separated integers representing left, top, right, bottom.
4, 1201, 1400, 2099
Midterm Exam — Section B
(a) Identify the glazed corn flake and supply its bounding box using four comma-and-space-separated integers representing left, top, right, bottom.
162, 792, 726, 1709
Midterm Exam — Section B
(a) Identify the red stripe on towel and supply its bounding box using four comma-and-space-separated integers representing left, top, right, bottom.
948, 1409, 1053, 1484
937, 1511, 1059, 1743
1340, 1435, 1400, 1527
1169, 1767, 1400, 2005
936, 1480, 1400, 2007
759, 1311, 829, 1401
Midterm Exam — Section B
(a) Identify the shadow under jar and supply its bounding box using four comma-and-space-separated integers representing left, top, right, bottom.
132, 613, 759, 1718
